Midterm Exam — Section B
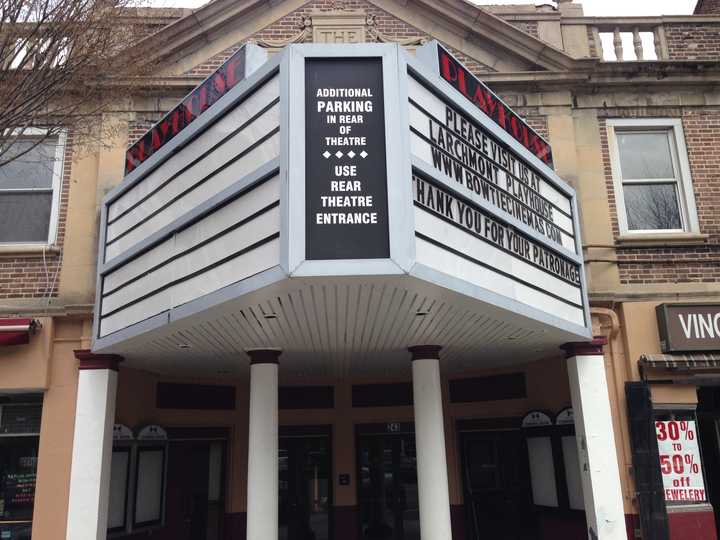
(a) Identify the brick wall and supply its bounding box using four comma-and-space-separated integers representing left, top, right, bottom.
186, 0, 494, 77
599, 109, 720, 285
695, 0, 720, 14
665, 23, 720, 60
0, 132, 74, 300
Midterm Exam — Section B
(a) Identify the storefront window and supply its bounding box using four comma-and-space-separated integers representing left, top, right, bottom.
0, 397, 42, 540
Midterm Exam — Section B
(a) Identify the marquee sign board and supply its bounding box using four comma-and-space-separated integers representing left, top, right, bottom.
417, 41, 553, 168
406, 53, 586, 328
125, 44, 267, 174
305, 57, 390, 260
92, 43, 590, 361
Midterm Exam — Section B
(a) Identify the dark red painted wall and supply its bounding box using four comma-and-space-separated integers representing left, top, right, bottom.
668, 510, 718, 540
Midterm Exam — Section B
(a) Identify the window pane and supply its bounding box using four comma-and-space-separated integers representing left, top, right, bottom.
134, 448, 165, 525
624, 183, 682, 230
617, 132, 674, 179
561, 436, 584, 511
0, 138, 59, 189
526, 436, 558, 507
0, 192, 52, 242
108, 450, 130, 530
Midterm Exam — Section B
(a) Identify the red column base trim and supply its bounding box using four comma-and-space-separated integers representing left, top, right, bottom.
246, 348, 282, 365
408, 344, 442, 360
561, 337, 608, 358
73, 349, 123, 371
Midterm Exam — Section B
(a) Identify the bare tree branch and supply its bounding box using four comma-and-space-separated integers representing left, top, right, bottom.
0, 0, 157, 169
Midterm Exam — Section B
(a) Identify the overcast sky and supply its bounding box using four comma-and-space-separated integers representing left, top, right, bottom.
149, 0, 697, 16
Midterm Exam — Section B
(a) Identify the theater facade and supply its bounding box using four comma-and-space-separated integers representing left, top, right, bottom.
2, 1, 720, 540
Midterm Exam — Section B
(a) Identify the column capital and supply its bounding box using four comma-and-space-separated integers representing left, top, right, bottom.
408, 345, 442, 361
560, 337, 608, 358
73, 349, 123, 371
246, 348, 282, 365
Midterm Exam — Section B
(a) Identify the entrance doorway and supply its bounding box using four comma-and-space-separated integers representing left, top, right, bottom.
698, 387, 720, 537
279, 426, 332, 540
161, 439, 226, 540
459, 428, 537, 540
356, 424, 420, 540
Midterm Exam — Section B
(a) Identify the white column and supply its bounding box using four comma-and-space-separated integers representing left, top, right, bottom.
409, 345, 452, 540
66, 351, 121, 540
246, 348, 281, 540
564, 339, 626, 540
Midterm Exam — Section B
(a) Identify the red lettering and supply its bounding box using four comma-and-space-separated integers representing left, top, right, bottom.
150, 128, 162, 152
456, 69, 470, 100
485, 92, 503, 128
471, 85, 489, 115
183, 99, 194, 124
225, 54, 244, 88
497, 101, 506, 130
198, 86, 209, 114
170, 108, 182, 134
509, 115, 521, 140
440, 52, 458, 85
158, 118, 171, 139
126, 140, 146, 173
435, 45, 554, 168
521, 123, 530, 148
125, 150, 137, 173
213, 71, 226, 96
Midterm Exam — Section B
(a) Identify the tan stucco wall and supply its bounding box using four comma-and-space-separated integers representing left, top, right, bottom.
56, 118, 129, 307
0, 318, 85, 540
0, 318, 52, 391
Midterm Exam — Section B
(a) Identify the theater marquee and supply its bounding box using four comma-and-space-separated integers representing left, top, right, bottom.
93, 43, 590, 361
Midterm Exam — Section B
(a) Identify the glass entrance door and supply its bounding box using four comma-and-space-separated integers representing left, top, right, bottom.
356, 427, 420, 540
460, 430, 536, 540
160, 439, 225, 540
279, 429, 331, 540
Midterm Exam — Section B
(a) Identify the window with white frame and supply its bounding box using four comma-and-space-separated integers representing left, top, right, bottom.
0, 131, 65, 244
607, 119, 699, 235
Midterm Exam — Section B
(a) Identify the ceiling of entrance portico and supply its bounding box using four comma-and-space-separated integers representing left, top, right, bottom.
114, 275, 575, 378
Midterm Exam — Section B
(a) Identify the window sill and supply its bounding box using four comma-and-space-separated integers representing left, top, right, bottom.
616, 232, 709, 248
0, 244, 61, 257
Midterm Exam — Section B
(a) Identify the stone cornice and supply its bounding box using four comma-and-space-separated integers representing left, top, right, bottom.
562, 15, 720, 25
373, 0, 586, 71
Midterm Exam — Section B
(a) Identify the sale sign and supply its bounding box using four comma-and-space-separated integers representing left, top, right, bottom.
655, 420, 706, 503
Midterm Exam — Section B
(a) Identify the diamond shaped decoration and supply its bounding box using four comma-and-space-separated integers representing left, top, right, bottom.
347, 151, 356, 158
335, 151, 343, 158
360, 150, 368, 158
323, 151, 331, 159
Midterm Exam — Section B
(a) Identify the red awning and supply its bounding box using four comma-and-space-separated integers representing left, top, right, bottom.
0, 318, 38, 346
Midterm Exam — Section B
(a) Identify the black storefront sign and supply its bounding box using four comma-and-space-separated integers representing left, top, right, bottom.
656, 303, 720, 353
305, 58, 389, 260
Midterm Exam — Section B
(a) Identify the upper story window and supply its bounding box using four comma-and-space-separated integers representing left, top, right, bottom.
0, 131, 65, 245
607, 119, 699, 235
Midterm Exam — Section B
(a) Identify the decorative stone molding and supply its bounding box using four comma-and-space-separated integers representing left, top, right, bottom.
311, 10, 367, 44
252, 16, 312, 49
366, 14, 428, 47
